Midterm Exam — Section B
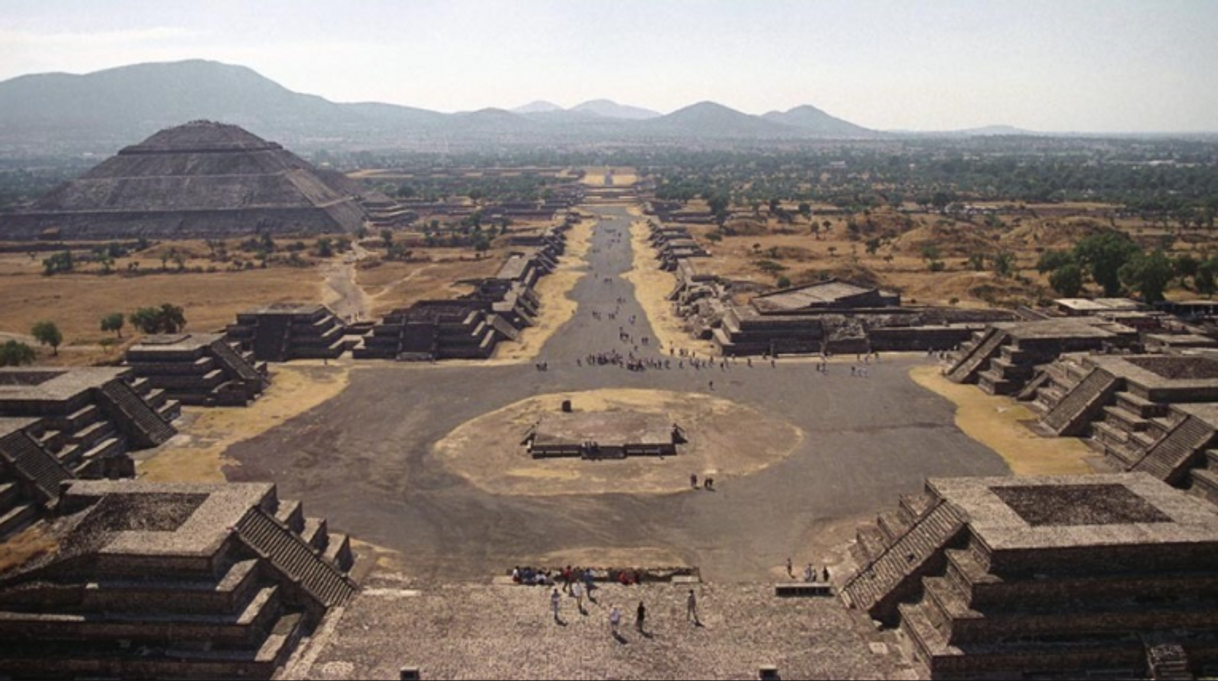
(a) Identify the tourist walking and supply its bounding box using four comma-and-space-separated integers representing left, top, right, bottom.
786, 557, 794, 578
636, 601, 647, 633
572, 580, 585, 614
686, 589, 700, 625
551, 588, 562, 623
610, 606, 622, 637
803, 564, 815, 583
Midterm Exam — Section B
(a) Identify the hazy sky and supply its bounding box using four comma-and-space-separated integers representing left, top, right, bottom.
2, 0, 1216, 132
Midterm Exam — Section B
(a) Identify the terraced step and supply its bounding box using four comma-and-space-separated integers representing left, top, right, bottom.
0, 482, 19, 511
0, 503, 36, 539
1040, 369, 1119, 437
0, 430, 72, 503
947, 329, 1006, 384
842, 501, 967, 624
99, 381, 177, 447
1133, 416, 1216, 483
235, 509, 356, 608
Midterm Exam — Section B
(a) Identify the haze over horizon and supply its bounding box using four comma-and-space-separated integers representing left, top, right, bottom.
2, 0, 1217, 133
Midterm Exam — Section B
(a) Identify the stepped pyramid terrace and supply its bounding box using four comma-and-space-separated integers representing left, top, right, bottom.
225, 304, 353, 363
125, 333, 270, 407
843, 474, 1218, 680
0, 121, 368, 240
0, 480, 356, 679
0, 368, 179, 540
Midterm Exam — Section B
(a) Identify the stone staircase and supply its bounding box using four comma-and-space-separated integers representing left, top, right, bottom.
1132, 415, 1217, 485
947, 328, 1007, 384
842, 498, 967, 625
235, 508, 356, 608
99, 380, 177, 447
1040, 368, 1121, 436
210, 339, 269, 387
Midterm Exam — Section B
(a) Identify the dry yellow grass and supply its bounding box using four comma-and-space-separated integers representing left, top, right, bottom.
909, 365, 1096, 476
679, 206, 1208, 309
494, 217, 594, 361
434, 388, 803, 496
138, 364, 351, 483
0, 524, 56, 576
622, 219, 717, 358
0, 261, 332, 363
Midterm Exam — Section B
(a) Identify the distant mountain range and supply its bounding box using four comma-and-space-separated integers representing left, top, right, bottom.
512, 99, 662, 120
0, 59, 1080, 153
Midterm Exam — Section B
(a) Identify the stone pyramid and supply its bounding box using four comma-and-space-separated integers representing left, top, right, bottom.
1, 121, 367, 240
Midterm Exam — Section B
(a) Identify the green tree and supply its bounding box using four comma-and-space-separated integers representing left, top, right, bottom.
316, 238, 334, 258
1037, 250, 1075, 274
100, 313, 125, 338
1049, 263, 1085, 297
381, 230, 394, 249
797, 202, 812, 219
129, 304, 187, 335
31, 321, 63, 356
42, 251, 74, 276
1073, 232, 1140, 297
1119, 250, 1174, 303
992, 251, 1017, 278
1174, 254, 1200, 281
1196, 259, 1218, 298
0, 340, 36, 367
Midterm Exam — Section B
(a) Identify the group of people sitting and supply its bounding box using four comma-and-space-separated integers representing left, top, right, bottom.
511, 566, 557, 586
511, 565, 649, 588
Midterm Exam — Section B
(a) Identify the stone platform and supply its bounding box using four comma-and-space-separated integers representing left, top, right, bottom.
527, 411, 681, 458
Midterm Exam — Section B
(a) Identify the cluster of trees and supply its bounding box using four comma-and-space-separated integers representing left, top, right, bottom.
0, 340, 36, 367
1, 305, 188, 366
388, 174, 559, 204
1035, 231, 1209, 302
127, 305, 188, 335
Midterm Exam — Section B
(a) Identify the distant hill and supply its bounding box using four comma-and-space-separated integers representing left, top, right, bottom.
571, 99, 661, 120
762, 105, 878, 138
511, 100, 564, 114
0, 60, 884, 150
640, 102, 802, 139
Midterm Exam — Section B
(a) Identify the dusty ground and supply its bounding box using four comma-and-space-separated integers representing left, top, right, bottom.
675, 203, 1209, 308
0, 262, 331, 364
495, 217, 594, 362
908, 365, 1098, 476
434, 389, 803, 496
291, 573, 911, 681
222, 206, 1009, 585
622, 218, 717, 358
136, 363, 352, 483
583, 166, 638, 187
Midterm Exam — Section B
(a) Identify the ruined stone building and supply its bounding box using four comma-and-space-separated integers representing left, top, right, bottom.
0, 368, 179, 539
0, 480, 357, 679
0, 121, 367, 240
843, 474, 1218, 679
125, 333, 270, 406
356, 231, 566, 361
226, 304, 353, 363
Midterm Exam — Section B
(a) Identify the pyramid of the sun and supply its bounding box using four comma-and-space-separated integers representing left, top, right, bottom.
0, 121, 367, 240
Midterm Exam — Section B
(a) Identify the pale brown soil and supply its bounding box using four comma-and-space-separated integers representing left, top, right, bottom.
433, 389, 803, 496
909, 365, 1098, 476
622, 219, 717, 358
137, 364, 352, 483
495, 217, 594, 362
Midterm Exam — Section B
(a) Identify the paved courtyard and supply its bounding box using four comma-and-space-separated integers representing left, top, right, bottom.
225, 205, 1009, 585
294, 574, 914, 680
